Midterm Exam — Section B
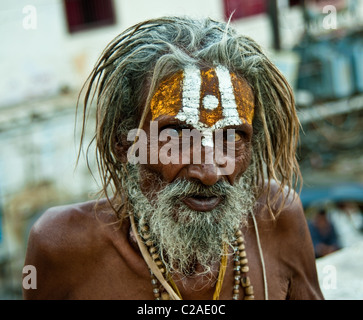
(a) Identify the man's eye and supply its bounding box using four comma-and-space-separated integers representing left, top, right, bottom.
234, 132, 242, 142
225, 131, 243, 142
164, 127, 182, 137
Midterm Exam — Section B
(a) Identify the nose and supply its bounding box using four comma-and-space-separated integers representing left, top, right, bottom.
186, 144, 221, 185
186, 163, 220, 186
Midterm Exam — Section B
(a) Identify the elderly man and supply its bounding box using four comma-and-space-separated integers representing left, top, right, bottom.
23, 16, 323, 300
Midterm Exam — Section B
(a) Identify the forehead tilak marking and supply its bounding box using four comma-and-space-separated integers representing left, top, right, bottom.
150, 65, 255, 145
176, 65, 242, 128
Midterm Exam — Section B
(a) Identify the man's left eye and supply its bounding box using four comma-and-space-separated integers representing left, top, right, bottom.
225, 131, 243, 142
164, 127, 182, 137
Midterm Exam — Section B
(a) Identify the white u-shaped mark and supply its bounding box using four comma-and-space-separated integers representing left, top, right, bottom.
176, 65, 242, 130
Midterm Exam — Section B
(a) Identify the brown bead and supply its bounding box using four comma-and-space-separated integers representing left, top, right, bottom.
241, 266, 249, 273
237, 236, 244, 244
149, 247, 157, 254
234, 260, 241, 266
235, 230, 242, 237
233, 289, 239, 294
143, 233, 151, 240
244, 295, 254, 300
155, 260, 163, 266
161, 292, 170, 300
146, 240, 154, 246
245, 285, 254, 295
151, 253, 159, 260
239, 250, 246, 257
234, 279, 240, 285
241, 276, 251, 287
141, 225, 149, 232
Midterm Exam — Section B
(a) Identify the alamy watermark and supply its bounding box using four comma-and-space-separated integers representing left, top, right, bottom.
321, 265, 337, 290
322, 5, 337, 30
127, 122, 238, 175
279, 3, 344, 32
22, 5, 37, 30
23, 265, 37, 289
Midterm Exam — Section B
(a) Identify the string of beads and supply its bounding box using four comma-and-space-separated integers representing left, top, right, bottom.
139, 223, 254, 300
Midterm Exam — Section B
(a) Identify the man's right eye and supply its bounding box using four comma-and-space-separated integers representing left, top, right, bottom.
161, 126, 183, 137
223, 130, 244, 143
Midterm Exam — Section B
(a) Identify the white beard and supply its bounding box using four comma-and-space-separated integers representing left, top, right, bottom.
126, 165, 256, 276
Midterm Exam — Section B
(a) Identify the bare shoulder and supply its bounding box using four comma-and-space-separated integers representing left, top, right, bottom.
271, 180, 306, 234
255, 180, 324, 299
255, 180, 310, 264
256, 180, 306, 231
28, 200, 112, 254
23, 199, 118, 299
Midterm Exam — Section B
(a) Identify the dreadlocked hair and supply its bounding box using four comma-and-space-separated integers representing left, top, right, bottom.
77, 16, 302, 223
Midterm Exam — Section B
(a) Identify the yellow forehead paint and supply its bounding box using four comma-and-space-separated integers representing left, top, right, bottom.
150, 65, 255, 146
231, 72, 254, 125
150, 71, 183, 121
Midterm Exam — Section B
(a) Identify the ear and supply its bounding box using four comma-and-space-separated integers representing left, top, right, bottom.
114, 135, 131, 164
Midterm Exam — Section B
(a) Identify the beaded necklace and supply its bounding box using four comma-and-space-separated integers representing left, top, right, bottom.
138, 222, 254, 300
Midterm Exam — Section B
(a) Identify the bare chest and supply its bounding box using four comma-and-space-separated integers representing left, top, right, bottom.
65, 240, 289, 300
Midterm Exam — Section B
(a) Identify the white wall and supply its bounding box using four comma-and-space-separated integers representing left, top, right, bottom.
118, 0, 224, 26
0, 0, 225, 108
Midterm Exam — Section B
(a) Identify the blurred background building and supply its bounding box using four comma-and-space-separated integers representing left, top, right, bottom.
0, 0, 362, 299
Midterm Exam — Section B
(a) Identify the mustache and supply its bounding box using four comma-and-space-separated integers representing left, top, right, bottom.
157, 178, 233, 200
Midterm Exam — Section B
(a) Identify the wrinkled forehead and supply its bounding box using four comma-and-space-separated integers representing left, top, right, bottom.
150, 65, 254, 127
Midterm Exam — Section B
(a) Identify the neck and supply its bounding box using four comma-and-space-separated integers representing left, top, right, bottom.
171, 270, 221, 299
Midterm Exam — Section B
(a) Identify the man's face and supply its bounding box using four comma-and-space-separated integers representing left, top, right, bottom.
126, 65, 257, 275
139, 65, 255, 209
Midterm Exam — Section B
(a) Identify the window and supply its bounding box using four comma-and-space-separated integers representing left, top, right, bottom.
63, 0, 116, 33
223, 0, 267, 21
289, 0, 302, 6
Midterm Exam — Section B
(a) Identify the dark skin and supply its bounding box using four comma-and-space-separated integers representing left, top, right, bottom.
23, 109, 324, 300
